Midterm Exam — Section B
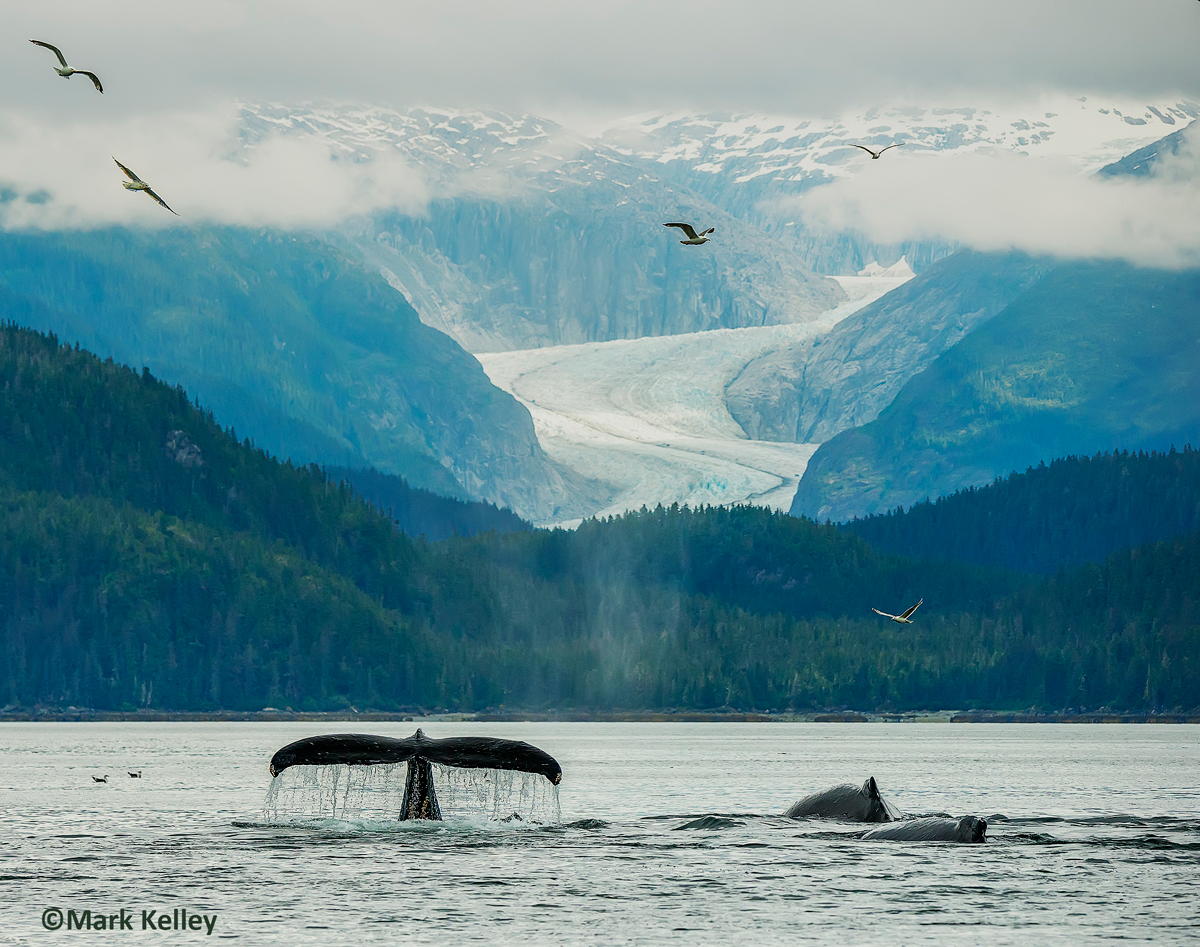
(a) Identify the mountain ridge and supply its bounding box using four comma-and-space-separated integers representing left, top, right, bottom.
790, 262, 1200, 522
240, 103, 845, 353
0, 226, 586, 522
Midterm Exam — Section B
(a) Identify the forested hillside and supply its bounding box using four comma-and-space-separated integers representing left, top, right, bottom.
1, 326, 1196, 714
792, 261, 1200, 522
847, 449, 1200, 573
0, 226, 579, 521
327, 466, 529, 540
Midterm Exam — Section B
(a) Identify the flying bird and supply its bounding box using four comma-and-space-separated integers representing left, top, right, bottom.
664, 222, 715, 245
92, 775, 109, 783
872, 598, 923, 623
850, 143, 904, 160
113, 158, 179, 215
29, 40, 103, 92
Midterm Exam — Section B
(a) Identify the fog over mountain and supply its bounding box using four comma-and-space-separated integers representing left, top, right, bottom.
4, 2, 1198, 521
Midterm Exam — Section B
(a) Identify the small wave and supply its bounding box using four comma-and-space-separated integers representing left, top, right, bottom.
979, 831, 1063, 844
991, 830, 1200, 852
997, 814, 1194, 827
642, 812, 755, 822
230, 814, 553, 835
674, 816, 746, 831
558, 818, 610, 830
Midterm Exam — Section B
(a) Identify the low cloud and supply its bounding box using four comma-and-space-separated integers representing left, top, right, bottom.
0, 104, 428, 230
791, 129, 1200, 269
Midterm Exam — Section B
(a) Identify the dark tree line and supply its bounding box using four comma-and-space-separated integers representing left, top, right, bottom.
0, 325, 1197, 714
326, 465, 529, 541
846, 448, 1200, 573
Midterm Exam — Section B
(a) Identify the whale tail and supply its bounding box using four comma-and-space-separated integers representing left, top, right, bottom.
399, 755, 442, 820
268, 729, 562, 821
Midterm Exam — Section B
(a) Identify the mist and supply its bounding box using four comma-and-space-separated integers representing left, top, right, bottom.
0, 105, 428, 229
791, 127, 1200, 269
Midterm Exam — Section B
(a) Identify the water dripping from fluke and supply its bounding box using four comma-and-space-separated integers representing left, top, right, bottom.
260, 729, 564, 827
261, 761, 561, 827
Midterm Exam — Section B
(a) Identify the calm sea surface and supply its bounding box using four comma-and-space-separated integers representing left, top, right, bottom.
0, 722, 1196, 945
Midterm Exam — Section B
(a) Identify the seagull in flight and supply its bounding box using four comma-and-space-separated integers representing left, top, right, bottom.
850, 143, 904, 160
29, 40, 103, 92
113, 158, 179, 215
872, 598, 923, 623
664, 222, 715, 245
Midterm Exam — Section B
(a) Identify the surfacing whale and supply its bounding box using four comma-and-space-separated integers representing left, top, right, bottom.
269, 729, 562, 821
783, 777, 894, 822
861, 816, 987, 843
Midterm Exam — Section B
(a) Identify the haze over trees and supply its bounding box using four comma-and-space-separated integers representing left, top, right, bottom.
0, 326, 1195, 715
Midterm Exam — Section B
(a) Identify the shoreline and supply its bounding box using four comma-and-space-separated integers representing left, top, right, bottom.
1, 710, 1196, 724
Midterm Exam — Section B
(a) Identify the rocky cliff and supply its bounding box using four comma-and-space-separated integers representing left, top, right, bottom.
238, 105, 846, 352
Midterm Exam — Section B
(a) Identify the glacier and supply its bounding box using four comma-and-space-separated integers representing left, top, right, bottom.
478, 271, 911, 526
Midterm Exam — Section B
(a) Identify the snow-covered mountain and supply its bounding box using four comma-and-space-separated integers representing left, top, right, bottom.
238, 104, 844, 353
224, 100, 1196, 522
601, 95, 1199, 273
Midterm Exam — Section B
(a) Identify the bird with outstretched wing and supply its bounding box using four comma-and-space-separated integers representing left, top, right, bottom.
850, 142, 903, 160
113, 157, 179, 215
664, 222, 716, 244
30, 40, 103, 92
871, 598, 923, 623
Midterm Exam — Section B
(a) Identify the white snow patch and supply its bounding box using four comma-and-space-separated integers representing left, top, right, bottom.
857, 255, 916, 278
478, 273, 910, 527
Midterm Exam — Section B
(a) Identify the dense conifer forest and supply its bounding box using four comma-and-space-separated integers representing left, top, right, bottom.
326, 466, 529, 540
846, 449, 1200, 573
1, 325, 1196, 714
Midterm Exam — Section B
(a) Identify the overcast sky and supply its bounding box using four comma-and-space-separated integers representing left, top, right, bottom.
7, 1, 1200, 125
5, 0, 1200, 263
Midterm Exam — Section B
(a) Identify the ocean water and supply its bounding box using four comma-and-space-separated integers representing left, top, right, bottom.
0, 722, 1196, 945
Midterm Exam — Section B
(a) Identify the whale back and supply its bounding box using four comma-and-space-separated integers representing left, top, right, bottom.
956, 816, 987, 843
861, 815, 987, 843
783, 776, 893, 822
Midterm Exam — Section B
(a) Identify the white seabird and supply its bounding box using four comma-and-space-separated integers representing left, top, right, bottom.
113, 158, 179, 216
29, 40, 103, 92
871, 598, 923, 624
850, 143, 904, 160
664, 222, 715, 245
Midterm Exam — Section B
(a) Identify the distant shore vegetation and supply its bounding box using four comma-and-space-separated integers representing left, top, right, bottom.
1, 325, 1196, 715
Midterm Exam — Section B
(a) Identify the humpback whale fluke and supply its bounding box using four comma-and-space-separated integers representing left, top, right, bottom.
268, 729, 562, 821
